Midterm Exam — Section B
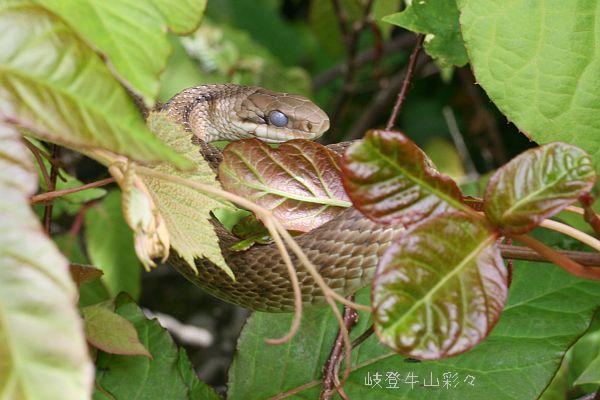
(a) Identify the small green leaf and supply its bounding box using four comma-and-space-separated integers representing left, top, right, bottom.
341, 130, 465, 226
177, 348, 222, 400
458, 0, 600, 171
0, 124, 93, 399
230, 215, 273, 251
85, 190, 142, 299
94, 294, 198, 399
575, 353, 600, 385
484, 143, 596, 234
373, 212, 507, 359
383, 1, 468, 66
0, 3, 190, 168
220, 139, 351, 232
83, 303, 151, 357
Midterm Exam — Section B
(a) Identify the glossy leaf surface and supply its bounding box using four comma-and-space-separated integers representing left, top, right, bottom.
342, 130, 465, 226
220, 139, 351, 232
373, 212, 507, 359
484, 143, 596, 234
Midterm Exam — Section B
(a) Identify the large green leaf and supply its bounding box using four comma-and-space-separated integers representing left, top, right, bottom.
95, 293, 218, 399
85, 190, 142, 299
220, 139, 351, 232
484, 143, 596, 234
0, 3, 190, 168
373, 212, 507, 359
35, 0, 207, 105
0, 125, 92, 399
383, 1, 468, 66
341, 130, 465, 226
228, 263, 600, 399
458, 0, 600, 171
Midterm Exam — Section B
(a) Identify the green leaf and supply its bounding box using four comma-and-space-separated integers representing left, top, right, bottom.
0, 124, 92, 398
177, 348, 222, 400
458, 0, 600, 171
0, 3, 191, 168
94, 293, 208, 399
142, 112, 235, 277
220, 139, 351, 232
383, 1, 468, 66
341, 130, 465, 226
85, 190, 142, 299
228, 262, 600, 399
35, 0, 207, 105
373, 212, 507, 359
575, 353, 600, 385
83, 302, 151, 357
484, 143, 596, 234
230, 215, 272, 252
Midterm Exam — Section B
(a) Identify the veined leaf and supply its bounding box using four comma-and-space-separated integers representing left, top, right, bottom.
35, 0, 207, 105
82, 302, 151, 357
373, 212, 507, 359
219, 139, 351, 232
341, 130, 465, 226
95, 294, 218, 399
458, 0, 600, 171
484, 143, 596, 234
0, 3, 190, 168
383, 1, 468, 66
143, 112, 235, 277
0, 124, 93, 399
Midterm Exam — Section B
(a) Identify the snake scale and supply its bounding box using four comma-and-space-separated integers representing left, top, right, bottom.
163, 84, 403, 312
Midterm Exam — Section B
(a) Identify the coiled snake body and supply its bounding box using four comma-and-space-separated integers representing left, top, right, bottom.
163, 84, 403, 312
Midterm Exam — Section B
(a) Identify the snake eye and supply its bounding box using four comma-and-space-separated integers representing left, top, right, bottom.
268, 110, 288, 127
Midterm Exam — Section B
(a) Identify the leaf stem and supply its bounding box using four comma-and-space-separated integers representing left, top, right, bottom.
498, 244, 600, 266
514, 235, 600, 279
31, 177, 114, 204
539, 219, 600, 252
43, 144, 60, 234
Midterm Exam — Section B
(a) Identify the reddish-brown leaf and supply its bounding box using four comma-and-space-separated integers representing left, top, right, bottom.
373, 212, 507, 360
69, 263, 103, 287
341, 130, 466, 226
219, 139, 351, 232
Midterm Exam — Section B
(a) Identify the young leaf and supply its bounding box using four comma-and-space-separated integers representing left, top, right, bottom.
484, 143, 596, 234
0, 4, 190, 168
35, 0, 207, 105
142, 112, 235, 277
383, 1, 468, 66
458, 0, 600, 171
373, 213, 507, 360
229, 261, 600, 399
94, 293, 214, 399
341, 130, 465, 226
82, 302, 151, 357
230, 215, 273, 251
85, 190, 142, 299
69, 264, 103, 287
0, 125, 93, 399
219, 139, 351, 232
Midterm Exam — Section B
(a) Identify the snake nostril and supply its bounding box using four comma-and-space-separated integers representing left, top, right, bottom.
306, 122, 313, 131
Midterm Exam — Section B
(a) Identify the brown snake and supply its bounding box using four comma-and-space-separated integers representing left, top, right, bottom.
162, 84, 403, 312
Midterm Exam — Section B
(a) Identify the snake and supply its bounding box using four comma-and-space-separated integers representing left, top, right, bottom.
162, 84, 402, 312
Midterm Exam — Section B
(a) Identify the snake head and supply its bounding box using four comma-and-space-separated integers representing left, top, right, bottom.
237, 88, 330, 143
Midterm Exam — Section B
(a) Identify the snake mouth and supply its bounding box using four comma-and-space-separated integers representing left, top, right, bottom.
253, 125, 326, 143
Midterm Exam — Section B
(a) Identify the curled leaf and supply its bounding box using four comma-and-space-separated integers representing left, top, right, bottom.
342, 130, 465, 226
230, 215, 273, 251
219, 139, 351, 232
484, 142, 596, 234
373, 212, 507, 360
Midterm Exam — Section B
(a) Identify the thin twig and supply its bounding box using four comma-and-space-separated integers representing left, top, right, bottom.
43, 145, 60, 234
580, 194, 600, 236
31, 177, 114, 204
23, 137, 52, 188
539, 219, 600, 252
442, 106, 479, 181
351, 324, 374, 348
498, 244, 600, 266
514, 235, 600, 279
321, 298, 359, 400
385, 34, 424, 130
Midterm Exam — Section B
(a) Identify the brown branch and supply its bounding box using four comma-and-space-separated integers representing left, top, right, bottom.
499, 245, 600, 266
331, 0, 350, 40
320, 298, 359, 400
31, 177, 114, 204
580, 194, 600, 236
22, 137, 52, 188
513, 235, 600, 279
43, 144, 60, 234
385, 34, 424, 130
